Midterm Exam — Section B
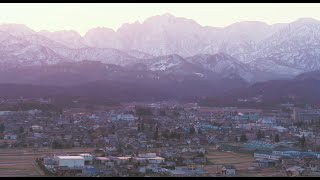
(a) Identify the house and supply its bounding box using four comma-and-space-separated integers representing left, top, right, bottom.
112, 113, 136, 121
182, 159, 194, 166
257, 117, 275, 126
165, 162, 176, 169
94, 157, 113, 167
3, 134, 17, 140
134, 157, 148, 165
82, 166, 98, 176
221, 165, 236, 175
273, 126, 288, 133
272, 151, 301, 157
105, 146, 117, 152
0, 111, 12, 116
160, 150, 178, 159
233, 113, 259, 121
169, 167, 195, 177
286, 166, 305, 176
251, 161, 268, 168
181, 147, 206, 154
193, 157, 207, 164
138, 153, 157, 158
147, 157, 165, 164
111, 156, 131, 165
28, 109, 42, 115
254, 152, 281, 161
293, 107, 320, 124
31, 125, 43, 132
133, 153, 165, 164
44, 157, 57, 166
306, 159, 320, 171
281, 158, 300, 169
146, 165, 169, 173
138, 166, 146, 173
79, 153, 94, 165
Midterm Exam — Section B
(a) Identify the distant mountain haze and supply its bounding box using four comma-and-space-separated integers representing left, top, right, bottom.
0, 14, 319, 102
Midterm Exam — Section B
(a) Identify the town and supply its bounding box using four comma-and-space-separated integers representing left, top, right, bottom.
1, 97, 320, 177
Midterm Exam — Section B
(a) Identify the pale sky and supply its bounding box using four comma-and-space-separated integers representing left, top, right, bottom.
1, 3, 320, 36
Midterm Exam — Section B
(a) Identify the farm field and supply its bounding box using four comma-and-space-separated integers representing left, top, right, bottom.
204, 148, 287, 177
205, 148, 253, 175
0, 147, 94, 177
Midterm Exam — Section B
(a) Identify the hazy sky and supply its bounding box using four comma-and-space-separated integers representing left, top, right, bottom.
1, 3, 320, 35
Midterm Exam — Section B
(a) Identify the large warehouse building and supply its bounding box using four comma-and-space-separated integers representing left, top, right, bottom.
55, 156, 85, 168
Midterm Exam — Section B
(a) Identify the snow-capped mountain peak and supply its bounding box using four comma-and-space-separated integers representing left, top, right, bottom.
38, 29, 87, 49
0, 23, 36, 37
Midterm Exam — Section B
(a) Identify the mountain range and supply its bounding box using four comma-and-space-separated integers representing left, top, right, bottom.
0, 13, 320, 102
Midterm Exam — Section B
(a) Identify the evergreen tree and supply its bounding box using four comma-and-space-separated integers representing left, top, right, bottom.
170, 132, 176, 139
275, 134, 280, 142
256, 130, 262, 140
19, 126, 24, 134
154, 127, 159, 140
111, 124, 116, 134
162, 129, 169, 139
52, 140, 63, 149
0, 123, 4, 133
137, 124, 141, 131
136, 107, 152, 117
159, 110, 166, 116
301, 134, 306, 149
190, 127, 195, 134
234, 137, 238, 142
240, 134, 248, 142
117, 144, 123, 154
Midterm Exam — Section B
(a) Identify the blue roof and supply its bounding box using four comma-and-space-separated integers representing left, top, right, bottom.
242, 141, 276, 150
83, 167, 97, 174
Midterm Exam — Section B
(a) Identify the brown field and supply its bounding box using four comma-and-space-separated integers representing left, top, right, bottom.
0, 147, 94, 177
205, 149, 283, 177
0, 146, 287, 177
204, 147, 286, 177
205, 148, 254, 174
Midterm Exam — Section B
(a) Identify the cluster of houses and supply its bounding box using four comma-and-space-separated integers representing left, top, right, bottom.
252, 150, 320, 176
1, 97, 320, 176
40, 151, 211, 177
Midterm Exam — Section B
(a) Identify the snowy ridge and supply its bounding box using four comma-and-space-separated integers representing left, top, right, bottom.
1, 15, 320, 83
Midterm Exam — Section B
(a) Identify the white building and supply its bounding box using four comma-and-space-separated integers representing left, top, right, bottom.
134, 153, 165, 164
4, 134, 17, 140
111, 156, 131, 165
113, 113, 136, 121
147, 157, 165, 164
31, 125, 43, 131
79, 153, 94, 164
254, 152, 281, 161
105, 146, 117, 152
28, 109, 41, 115
0, 111, 12, 116
221, 165, 236, 175
286, 166, 305, 176
138, 153, 157, 158
273, 126, 287, 133
138, 166, 146, 173
55, 156, 85, 168
272, 151, 300, 157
